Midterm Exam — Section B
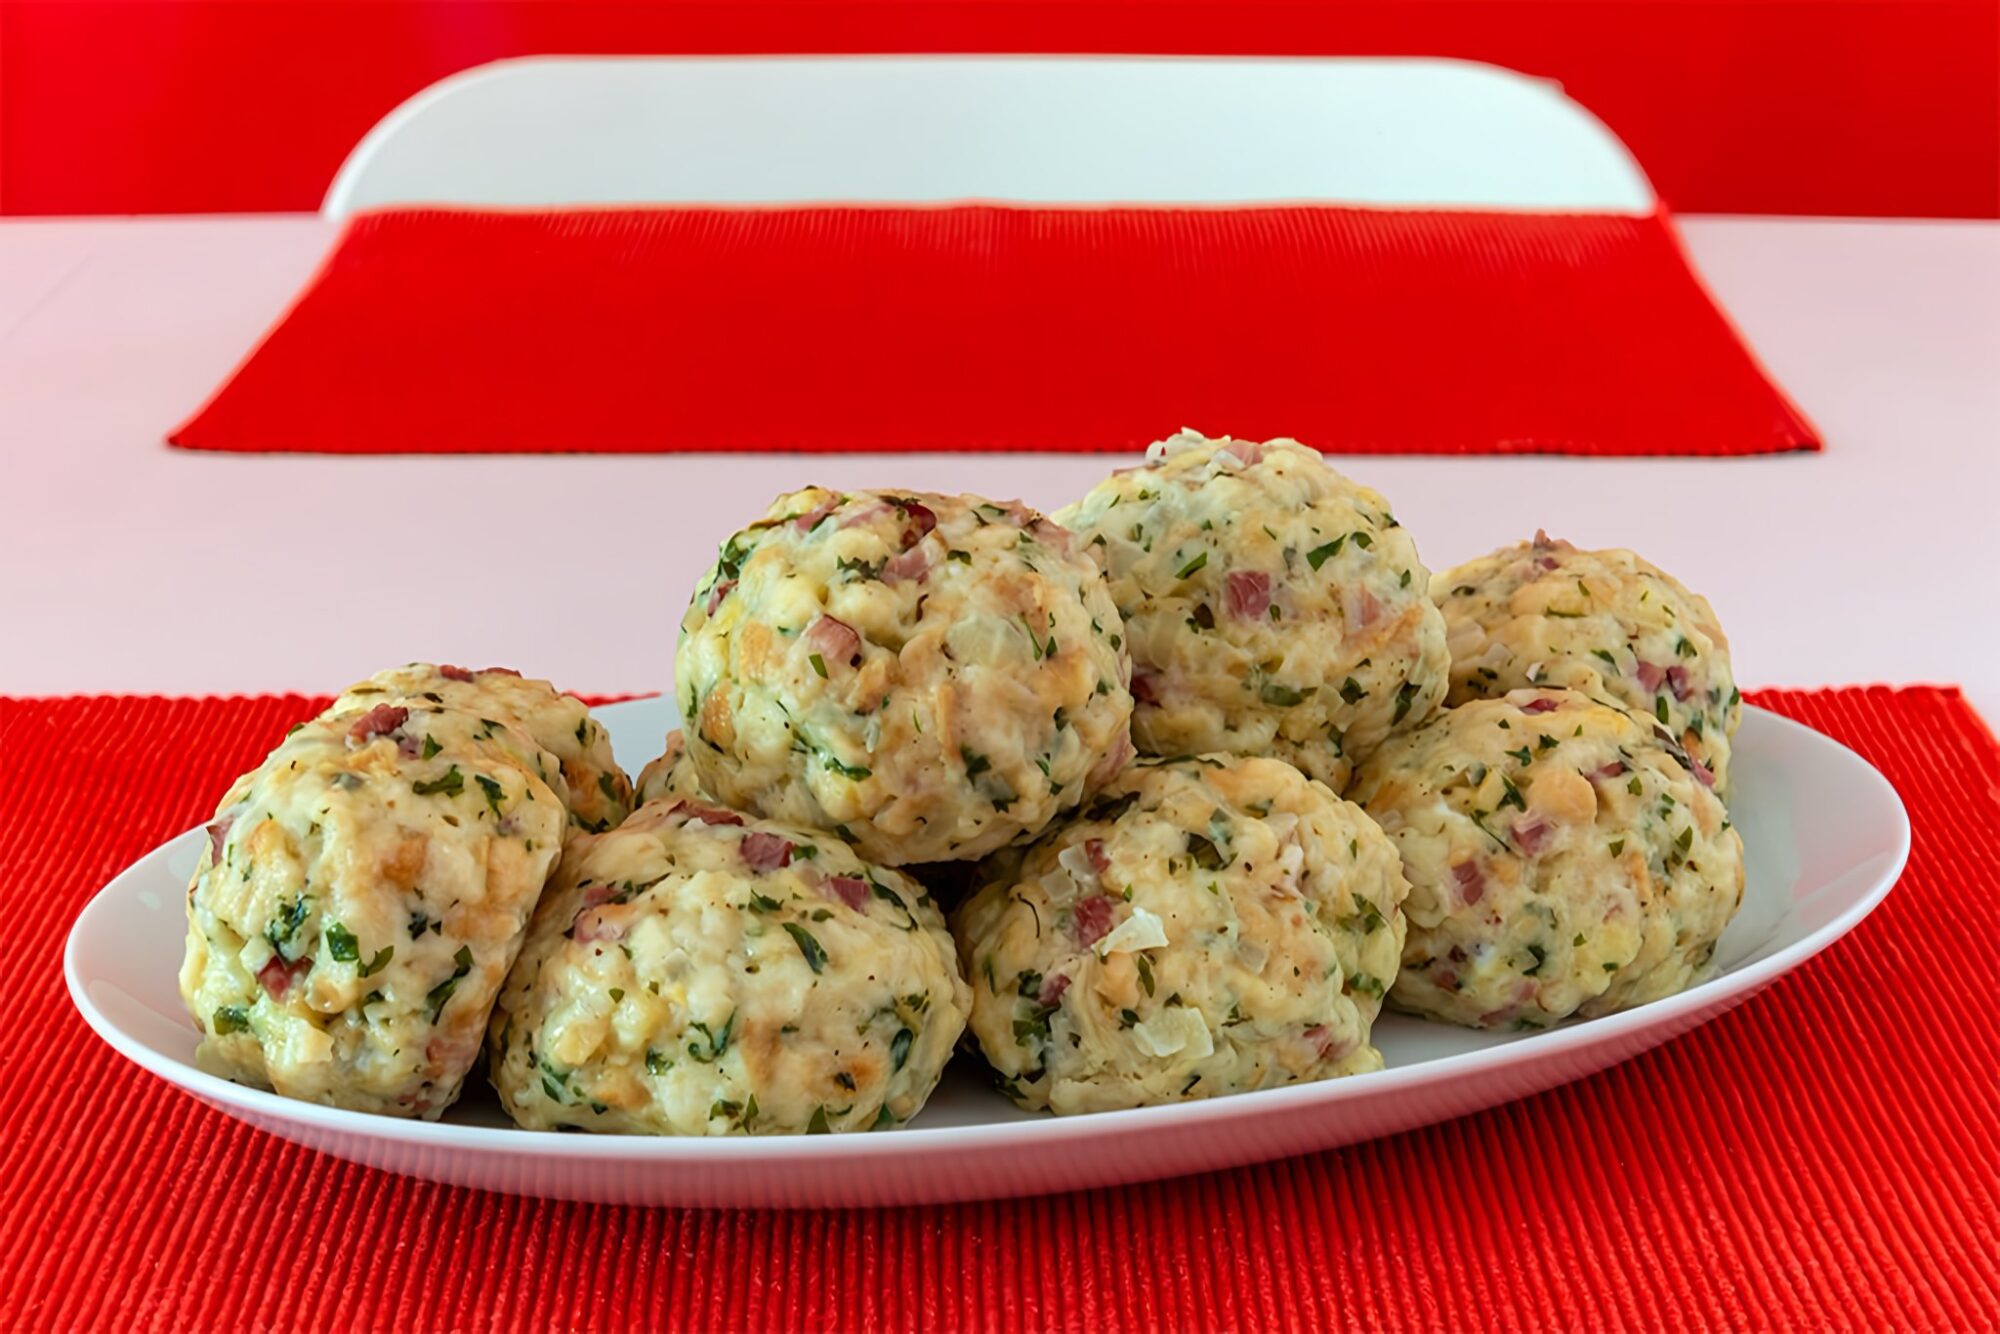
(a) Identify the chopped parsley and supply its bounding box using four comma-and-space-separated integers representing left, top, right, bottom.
413, 766, 464, 798
784, 922, 829, 973
324, 921, 360, 963
476, 774, 506, 819
1186, 834, 1228, 870
1306, 537, 1345, 570
687, 1012, 736, 1063
425, 945, 475, 1021
822, 754, 872, 781
211, 1005, 252, 1035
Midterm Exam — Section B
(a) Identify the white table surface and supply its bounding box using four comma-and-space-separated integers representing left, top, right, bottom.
2, 215, 1995, 722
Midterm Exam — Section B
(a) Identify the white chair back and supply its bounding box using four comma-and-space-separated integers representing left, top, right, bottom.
324, 55, 1656, 217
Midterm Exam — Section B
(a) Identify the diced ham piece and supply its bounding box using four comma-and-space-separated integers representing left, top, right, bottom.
1450, 861, 1486, 905
804, 615, 863, 668
894, 499, 938, 548
425, 1031, 480, 1078
1030, 517, 1075, 555
205, 815, 233, 863
826, 875, 869, 911
793, 498, 842, 532
1037, 974, 1071, 1007
572, 912, 624, 945
1087, 729, 1135, 786
993, 500, 1040, 528
1224, 571, 1271, 620
1345, 585, 1381, 632
706, 579, 737, 615
667, 799, 744, 828
1072, 895, 1116, 947
1512, 817, 1553, 856
347, 703, 409, 744
1665, 664, 1693, 702
837, 501, 894, 529
1634, 661, 1667, 693
1686, 754, 1717, 789
1304, 1024, 1356, 1060
1521, 698, 1561, 715
1130, 671, 1162, 706
1595, 761, 1627, 780
883, 545, 933, 585
1084, 838, 1111, 876
256, 954, 311, 1000
439, 665, 475, 682
740, 831, 795, 872
1531, 530, 1571, 571
1216, 440, 1266, 468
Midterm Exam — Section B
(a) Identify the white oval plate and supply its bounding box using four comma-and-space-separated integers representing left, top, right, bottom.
67, 699, 1905, 1208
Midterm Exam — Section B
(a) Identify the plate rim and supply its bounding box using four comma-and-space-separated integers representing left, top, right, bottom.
64, 702, 1910, 1163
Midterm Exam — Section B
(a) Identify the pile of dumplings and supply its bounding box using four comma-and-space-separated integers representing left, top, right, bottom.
180, 431, 1744, 1131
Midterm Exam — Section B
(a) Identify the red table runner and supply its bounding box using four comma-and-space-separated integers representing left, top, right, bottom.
170, 205, 1819, 458
10, 687, 1993, 1329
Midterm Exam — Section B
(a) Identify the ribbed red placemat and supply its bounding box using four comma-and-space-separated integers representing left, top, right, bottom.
169, 205, 1819, 458
9, 687, 1993, 1331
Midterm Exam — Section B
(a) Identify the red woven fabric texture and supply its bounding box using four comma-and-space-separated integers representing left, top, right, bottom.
169, 205, 1818, 458
8, 688, 1992, 1331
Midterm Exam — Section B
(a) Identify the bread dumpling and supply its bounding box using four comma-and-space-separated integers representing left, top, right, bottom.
678, 489, 1135, 864
489, 798, 969, 1134
1348, 687, 1744, 1029
1055, 430, 1448, 788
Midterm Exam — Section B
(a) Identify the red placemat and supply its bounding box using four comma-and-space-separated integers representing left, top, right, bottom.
7, 687, 1995, 1328
170, 204, 1818, 458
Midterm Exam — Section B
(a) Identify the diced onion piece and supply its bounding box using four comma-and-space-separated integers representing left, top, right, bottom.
1132, 1007, 1214, 1059
1094, 905, 1168, 957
